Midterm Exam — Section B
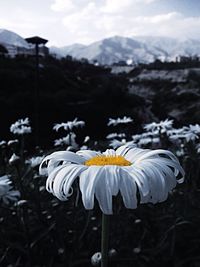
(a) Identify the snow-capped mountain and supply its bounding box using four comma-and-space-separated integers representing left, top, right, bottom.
134, 36, 200, 61
50, 35, 200, 65
0, 29, 28, 47
50, 36, 168, 64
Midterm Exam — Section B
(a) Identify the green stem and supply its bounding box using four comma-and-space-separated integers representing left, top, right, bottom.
101, 214, 110, 267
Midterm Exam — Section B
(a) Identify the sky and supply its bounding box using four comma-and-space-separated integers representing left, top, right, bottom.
1, 0, 200, 47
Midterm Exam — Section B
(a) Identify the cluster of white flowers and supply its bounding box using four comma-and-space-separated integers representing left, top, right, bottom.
0, 175, 20, 204
144, 119, 174, 134
107, 116, 133, 126
106, 118, 200, 156
10, 118, 31, 135
167, 124, 200, 143
132, 132, 160, 147
53, 118, 87, 151
53, 118, 85, 132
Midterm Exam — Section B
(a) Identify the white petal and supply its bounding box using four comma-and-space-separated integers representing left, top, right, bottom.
146, 160, 177, 191
76, 150, 101, 161
95, 167, 113, 214
123, 147, 151, 163
46, 165, 66, 193
116, 144, 137, 157
79, 166, 104, 210
46, 164, 87, 200
106, 166, 120, 196
123, 166, 149, 198
95, 166, 121, 214
138, 162, 168, 203
52, 164, 87, 200
39, 151, 85, 174
103, 149, 116, 156
119, 168, 138, 209
134, 149, 178, 164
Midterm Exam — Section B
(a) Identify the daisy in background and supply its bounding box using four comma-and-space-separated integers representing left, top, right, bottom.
53, 118, 85, 132
107, 116, 133, 127
106, 133, 126, 140
132, 132, 160, 147
0, 175, 20, 205
109, 139, 135, 149
10, 118, 31, 135
54, 133, 78, 149
0, 140, 6, 147
167, 124, 200, 143
144, 119, 174, 134
53, 118, 85, 150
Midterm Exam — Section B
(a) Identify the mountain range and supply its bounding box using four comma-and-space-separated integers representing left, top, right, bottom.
1, 29, 200, 65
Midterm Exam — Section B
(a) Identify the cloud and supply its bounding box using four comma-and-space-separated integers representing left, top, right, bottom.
51, 0, 75, 12
60, 6, 200, 45
101, 0, 135, 14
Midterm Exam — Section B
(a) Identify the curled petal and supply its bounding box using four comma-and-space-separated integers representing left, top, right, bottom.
39, 151, 85, 174
46, 164, 87, 200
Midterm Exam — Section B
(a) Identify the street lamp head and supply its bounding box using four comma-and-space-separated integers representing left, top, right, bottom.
25, 36, 48, 45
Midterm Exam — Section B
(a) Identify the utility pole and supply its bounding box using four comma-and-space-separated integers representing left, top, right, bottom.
25, 36, 48, 146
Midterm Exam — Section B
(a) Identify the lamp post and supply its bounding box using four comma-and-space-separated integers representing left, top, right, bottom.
25, 36, 48, 146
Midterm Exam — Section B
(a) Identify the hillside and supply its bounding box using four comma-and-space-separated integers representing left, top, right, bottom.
0, 54, 200, 146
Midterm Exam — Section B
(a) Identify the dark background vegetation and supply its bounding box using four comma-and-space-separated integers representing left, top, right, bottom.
1, 54, 200, 148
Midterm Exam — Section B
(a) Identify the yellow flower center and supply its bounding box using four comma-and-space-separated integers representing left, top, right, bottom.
85, 155, 132, 166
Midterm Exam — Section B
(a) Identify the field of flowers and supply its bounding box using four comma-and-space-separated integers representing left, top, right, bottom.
0, 115, 200, 267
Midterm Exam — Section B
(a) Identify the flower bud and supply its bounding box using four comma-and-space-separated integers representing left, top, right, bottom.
9, 153, 20, 165
91, 252, 101, 266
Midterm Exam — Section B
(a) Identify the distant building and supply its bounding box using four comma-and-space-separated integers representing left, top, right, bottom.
0, 39, 49, 58
176, 55, 200, 63
25, 36, 49, 57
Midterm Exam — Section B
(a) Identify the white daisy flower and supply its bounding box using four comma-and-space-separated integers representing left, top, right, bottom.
188, 124, 200, 134
0, 175, 20, 205
168, 126, 199, 143
54, 133, 78, 148
0, 140, 6, 147
91, 252, 101, 266
10, 118, 31, 135
106, 133, 126, 140
144, 119, 173, 133
109, 139, 126, 149
132, 132, 160, 147
53, 118, 85, 132
40, 144, 184, 215
107, 116, 133, 127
